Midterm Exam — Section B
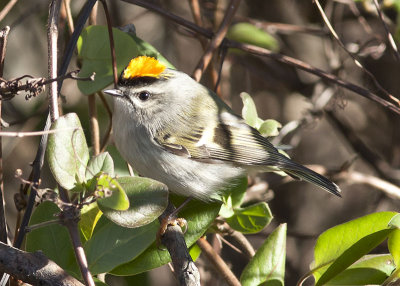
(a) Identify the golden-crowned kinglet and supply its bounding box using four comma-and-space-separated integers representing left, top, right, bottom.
104, 56, 341, 201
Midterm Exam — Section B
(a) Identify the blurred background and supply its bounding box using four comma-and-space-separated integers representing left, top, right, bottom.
0, 0, 399, 285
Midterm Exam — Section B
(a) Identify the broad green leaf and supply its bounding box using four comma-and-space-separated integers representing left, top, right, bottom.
111, 199, 221, 275
26, 201, 80, 278
79, 202, 102, 242
226, 202, 272, 234
98, 176, 168, 228
389, 213, 400, 229
325, 254, 395, 285
259, 119, 282, 137
93, 277, 108, 286
388, 229, 400, 267
240, 223, 286, 286
85, 216, 158, 275
313, 211, 397, 286
86, 152, 114, 180
240, 92, 260, 128
77, 25, 139, 95
47, 113, 89, 190
96, 174, 129, 211
227, 22, 279, 51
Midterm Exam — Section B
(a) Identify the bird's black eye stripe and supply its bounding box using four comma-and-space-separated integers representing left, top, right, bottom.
138, 91, 150, 101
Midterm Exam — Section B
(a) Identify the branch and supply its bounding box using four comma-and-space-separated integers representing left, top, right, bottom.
159, 203, 200, 286
121, 0, 400, 115
192, 0, 241, 81
0, 241, 84, 286
0, 26, 10, 246
197, 237, 240, 286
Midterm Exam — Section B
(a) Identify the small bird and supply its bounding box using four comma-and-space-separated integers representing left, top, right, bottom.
104, 56, 341, 202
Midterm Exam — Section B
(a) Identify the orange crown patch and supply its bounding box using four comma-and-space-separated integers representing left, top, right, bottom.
122, 56, 166, 80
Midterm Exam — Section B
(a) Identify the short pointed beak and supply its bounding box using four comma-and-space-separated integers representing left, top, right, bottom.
103, 88, 123, 97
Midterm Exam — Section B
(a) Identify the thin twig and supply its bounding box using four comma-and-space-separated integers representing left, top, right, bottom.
372, 0, 400, 62
313, 0, 400, 106
63, 0, 74, 34
197, 237, 241, 286
47, 0, 62, 122
0, 0, 18, 22
122, 0, 400, 115
0, 127, 79, 137
192, 0, 241, 81
100, 0, 118, 88
335, 171, 400, 200
0, 27, 9, 248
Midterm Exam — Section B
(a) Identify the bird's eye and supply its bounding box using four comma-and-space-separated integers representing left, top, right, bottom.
138, 91, 150, 101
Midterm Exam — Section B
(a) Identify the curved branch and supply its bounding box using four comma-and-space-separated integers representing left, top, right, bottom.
0, 242, 84, 286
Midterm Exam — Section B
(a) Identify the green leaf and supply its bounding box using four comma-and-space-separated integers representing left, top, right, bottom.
189, 244, 202, 262
79, 202, 102, 242
240, 92, 260, 128
227, 22, 279, 51
226, 202, 273, 234
26, 201, 80, 278
98, 176, 168, 228
325, 254, 395, 285
389, 213, 400, 229
77, 25, 139, 95
84, 216, 159, 275
258, 119, 282, 137
86, 152, 114, 180
388, 229, 400, 267
47, 113, 90, 190
313, 211, 398, 286
96, 174, 129, 211
110, 199, 221, 275
240, 223, 286, 286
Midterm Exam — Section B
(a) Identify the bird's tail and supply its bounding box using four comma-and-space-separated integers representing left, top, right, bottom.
279, 158, 341, 197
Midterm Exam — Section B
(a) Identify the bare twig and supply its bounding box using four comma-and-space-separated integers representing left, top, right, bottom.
0, 70, 94, 100
372, 0, 400, 61
122, 0, 400, 115
0, 0, 18, 22
313, 0, 400, 106
100, 0, 118, 88
192, 0, 241, 81
0, 27, 9, 247
0, 127, 79, 137
197, 237, 240, 286
159, 203, 200, 286
335, 171, 400, 200
0, 242, 84, 286
47, 0, 62, 122
63, 0, 74, 34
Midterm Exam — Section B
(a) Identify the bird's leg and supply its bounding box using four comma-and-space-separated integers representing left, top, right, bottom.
157, 197, 192, 242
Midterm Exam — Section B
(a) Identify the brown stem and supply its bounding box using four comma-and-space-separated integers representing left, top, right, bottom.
47, 0, 61, 122
88, 95, 100, 155
0, 27, 9, 247
192, 0, 241, 81
197, 237, 240, 286
63, 208, 94, 286
0, 0, 18, 22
